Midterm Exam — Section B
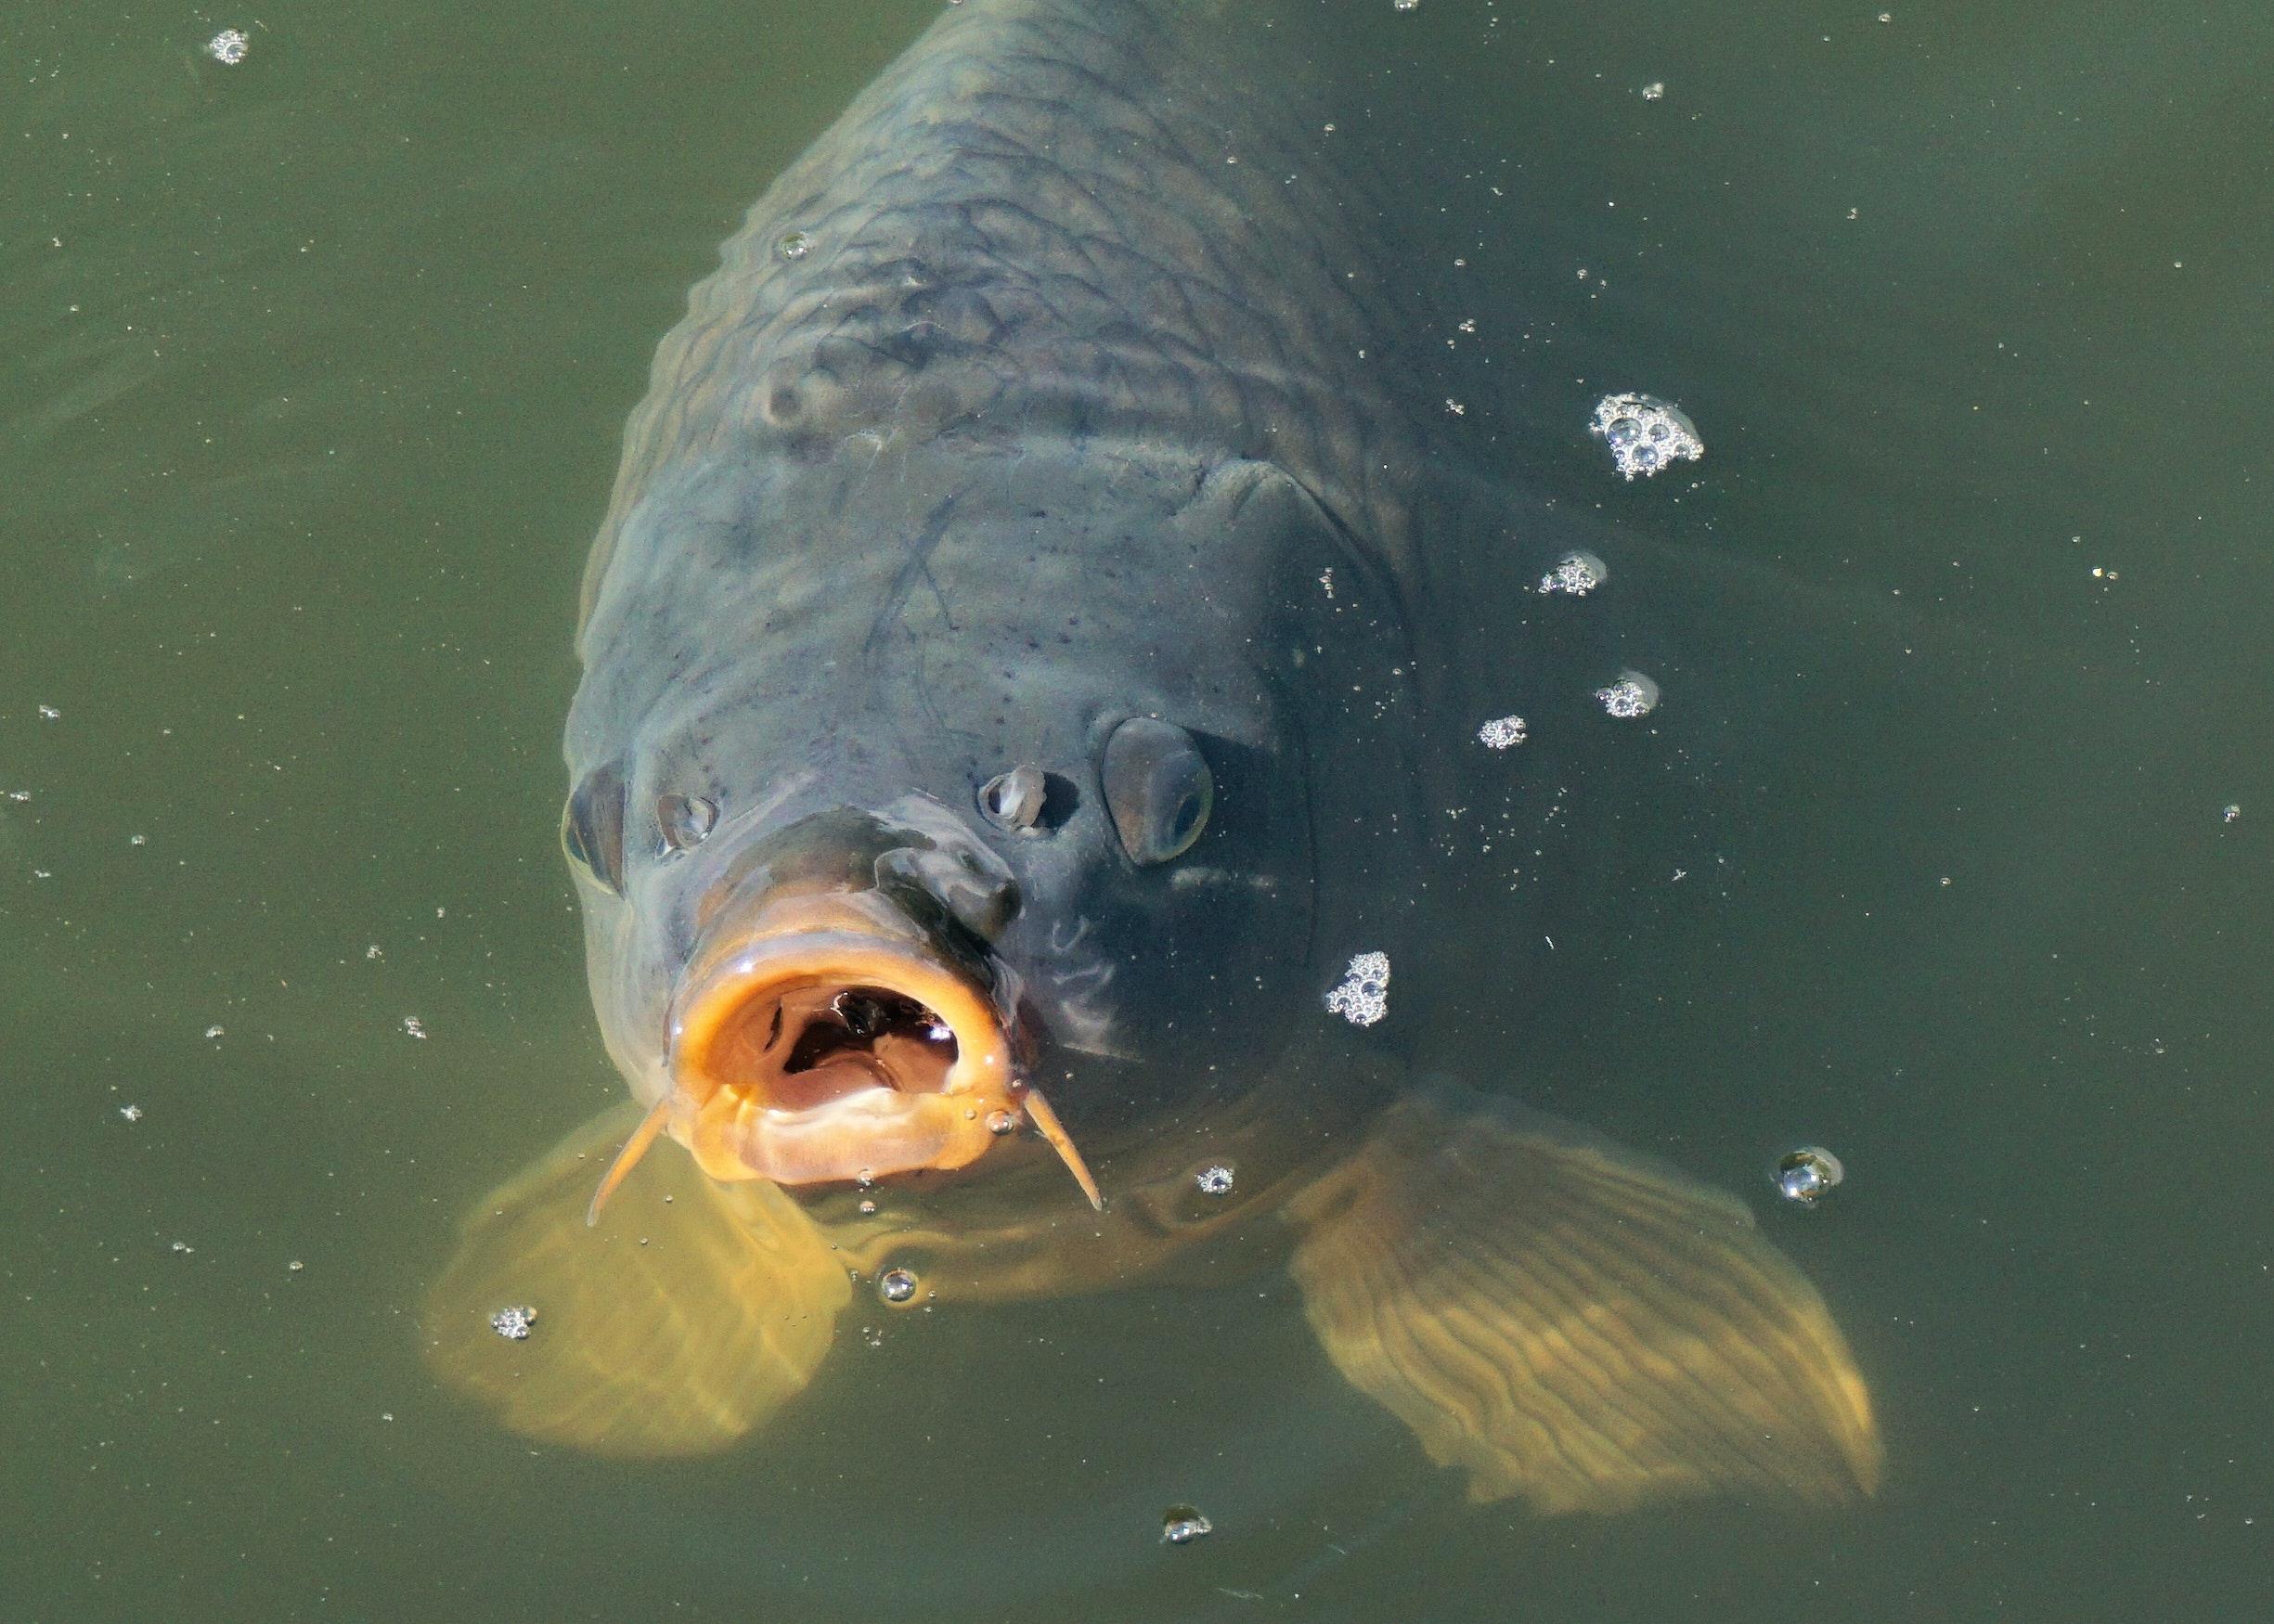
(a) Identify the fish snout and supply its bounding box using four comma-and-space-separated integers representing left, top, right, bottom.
665, 879, 1097, 1207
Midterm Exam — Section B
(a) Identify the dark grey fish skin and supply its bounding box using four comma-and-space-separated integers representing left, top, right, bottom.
563, 0, 1570, 1151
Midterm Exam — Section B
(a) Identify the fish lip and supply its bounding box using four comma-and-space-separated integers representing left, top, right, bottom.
668, 892, 1018, 1190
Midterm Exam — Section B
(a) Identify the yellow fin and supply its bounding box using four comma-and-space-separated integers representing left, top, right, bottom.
422, 1103, 851, 1456
1285, 1089, 1882, 1514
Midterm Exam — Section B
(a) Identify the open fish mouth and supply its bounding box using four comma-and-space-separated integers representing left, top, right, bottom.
647, 892, 1100, 1208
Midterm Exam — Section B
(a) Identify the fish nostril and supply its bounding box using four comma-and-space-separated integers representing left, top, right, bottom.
978, 766, 1048, 833
977, 766, 1079, 835
873, 844, 1020, 943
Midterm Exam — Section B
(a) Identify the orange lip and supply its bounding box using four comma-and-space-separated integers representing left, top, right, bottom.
643, 890, 1100, 1209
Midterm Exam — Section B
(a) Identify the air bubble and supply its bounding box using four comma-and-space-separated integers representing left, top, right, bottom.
1596, 670, 1660, 719
1539, 550, 1607, 597
986, 1108, 1018, 1136
1476, 715, 1527, 751
1325, 950, 1390, 1026
1589, 393, 1703, 480
205, 28, 249, 64
1162, 1505, 1215, 1544
1776, 1147, 1844, 1205
1195, 1164, 1234, 1197
777, 230, 814, 262
878, 1267, 919, 1305
490, 1305, 537, 1340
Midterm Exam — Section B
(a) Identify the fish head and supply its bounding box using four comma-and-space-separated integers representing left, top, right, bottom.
562, 449, 1369, 1208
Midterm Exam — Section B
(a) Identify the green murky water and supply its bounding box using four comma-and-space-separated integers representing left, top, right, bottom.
6, 1, 2271, 1617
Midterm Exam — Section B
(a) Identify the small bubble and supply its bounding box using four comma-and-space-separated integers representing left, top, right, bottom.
1444, 397, 1466, 416
778, 230, 814, 262
1588, 393, 1703, 480
203, 1025, 225, 1039
1325, 950, 1390, 1026
37, 704, 60, 720
129, 833, 146, 846
858, 1198, 878, 1215
2223, 804, 2242, 823
1776, 1147, 1844, 1205
985, 1108, 1018, 1136
1195, 1164, 1235, 1197
490, 1306, 537, 1341
1162, 1505, 1215, 1545
1476, 715, 1528, 751
288, 1259, 304, 1272
119, 1103, 142, 1122
878, 1267, 919, 1305
205, 28, 250, 65
1641, 81, 1665, 100
366, 944, 383, 959
1596, 670, 1660, 719
170, 1240, 194, 1256
402, 1016, 428, 1039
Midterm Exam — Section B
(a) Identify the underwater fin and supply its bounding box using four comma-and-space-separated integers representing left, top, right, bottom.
422, 1103, 851, 1456
1285, 1087, 1881, 1514
586, 1094, 671, 1226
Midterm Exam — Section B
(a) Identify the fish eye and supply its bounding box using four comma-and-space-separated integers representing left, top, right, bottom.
562, 762, 627, 895
1101, 717, 1213, 866
656, 792, 718, 855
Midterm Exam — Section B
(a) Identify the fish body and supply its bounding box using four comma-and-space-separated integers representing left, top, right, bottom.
428, 0, 1881, 1512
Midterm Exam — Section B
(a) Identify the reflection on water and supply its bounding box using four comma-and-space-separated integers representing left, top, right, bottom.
5, 1, 2273, 1618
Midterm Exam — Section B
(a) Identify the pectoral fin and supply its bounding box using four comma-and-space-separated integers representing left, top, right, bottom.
422, 1103, 851, 1456
1286, 1088, 1881, 1514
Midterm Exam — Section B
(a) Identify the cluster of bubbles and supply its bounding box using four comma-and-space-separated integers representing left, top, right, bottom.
205, 29, 249, 65
1476, 715, 1527, 751
1539, 550, 1607, 597
1776, 1147, 1845, 1205
489, 1305, 537, 1341
1195, 1164, 1235, 1197
1595, 670, 1660, 719
1324, 950, 1391, 1026
1590, 393, 1703, 480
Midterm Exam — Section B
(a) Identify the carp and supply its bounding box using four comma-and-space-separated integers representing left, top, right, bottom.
425, 0, 1880, 1514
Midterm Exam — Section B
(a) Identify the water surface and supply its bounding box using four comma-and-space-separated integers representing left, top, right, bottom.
5, 1, 2271, 1617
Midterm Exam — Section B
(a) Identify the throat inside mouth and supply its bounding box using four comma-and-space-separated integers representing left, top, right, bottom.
705, 984, 961, 1112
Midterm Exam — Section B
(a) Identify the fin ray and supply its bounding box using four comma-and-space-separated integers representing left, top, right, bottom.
1286, 1088, 1881, 1513
423, 1104, 852, 1456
